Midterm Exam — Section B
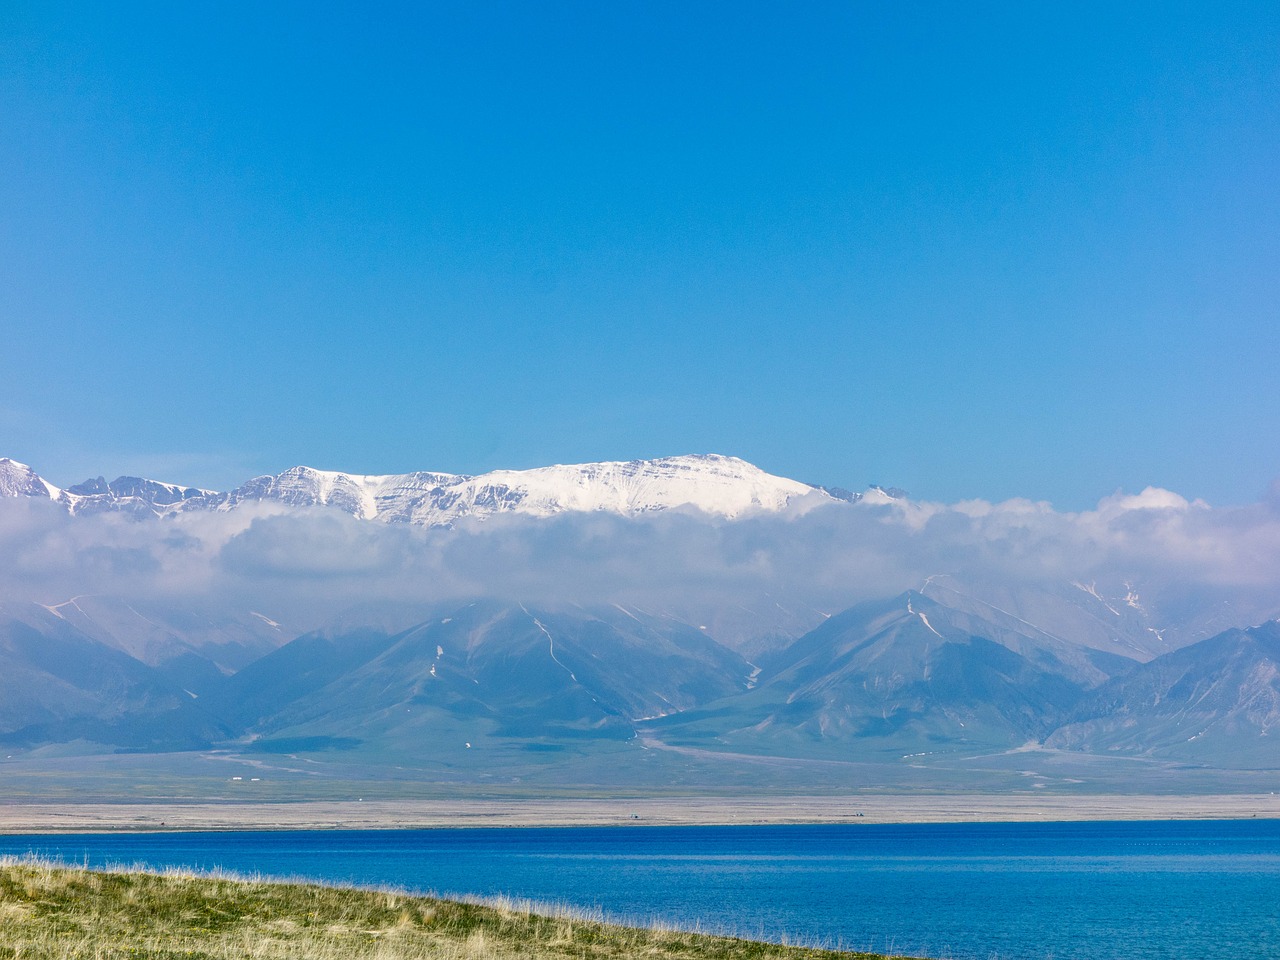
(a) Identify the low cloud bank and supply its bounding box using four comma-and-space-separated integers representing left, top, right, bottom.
3, 485, 1279, 645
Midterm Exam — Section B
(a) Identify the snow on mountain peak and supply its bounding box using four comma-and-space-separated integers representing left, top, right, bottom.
429, 453, 819, 523
221, 465, 467, 521
0, 458, 63, 501
215, 454, 824, 524
0, 453, 879, 526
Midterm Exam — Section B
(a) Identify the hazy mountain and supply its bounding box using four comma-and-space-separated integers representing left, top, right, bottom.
643, 591, 1136, 760
202, 618, 444, 734
917, 574, 1248, 660
1046, 620, 1280, 766
0, 603, 231, 750
216, 600, 753, 756
27, 596, 287, 695
2, 586, 1279, 776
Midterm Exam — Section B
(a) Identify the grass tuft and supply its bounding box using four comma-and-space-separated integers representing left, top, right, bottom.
0, 857, 924, 960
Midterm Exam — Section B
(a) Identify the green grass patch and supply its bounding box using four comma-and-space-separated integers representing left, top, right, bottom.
0, 858, 922, 960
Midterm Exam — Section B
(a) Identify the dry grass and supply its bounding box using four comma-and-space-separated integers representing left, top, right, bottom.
0, 858, 918, 960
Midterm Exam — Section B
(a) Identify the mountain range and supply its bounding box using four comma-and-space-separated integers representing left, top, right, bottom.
1, 452, 1277, 786
0, 588, 1276, 779
0, 454, 898, 525
0, 451, 1242, 657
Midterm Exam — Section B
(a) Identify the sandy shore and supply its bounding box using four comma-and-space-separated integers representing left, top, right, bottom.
1, 793, 1278, 833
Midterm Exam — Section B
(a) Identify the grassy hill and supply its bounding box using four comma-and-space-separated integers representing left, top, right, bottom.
0, 859, 917, 960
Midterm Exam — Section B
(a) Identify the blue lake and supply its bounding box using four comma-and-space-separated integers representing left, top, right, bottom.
2, 819, 1278, 960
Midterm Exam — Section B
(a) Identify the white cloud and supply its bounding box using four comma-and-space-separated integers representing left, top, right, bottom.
2, 481, 1279, 645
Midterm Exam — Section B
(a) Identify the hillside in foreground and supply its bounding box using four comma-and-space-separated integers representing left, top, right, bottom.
0, 860, 917, 960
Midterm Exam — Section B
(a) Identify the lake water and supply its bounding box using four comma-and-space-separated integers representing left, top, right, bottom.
2, 820, 1277, 960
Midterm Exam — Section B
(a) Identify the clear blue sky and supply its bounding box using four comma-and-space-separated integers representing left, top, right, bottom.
2, 2, 1277, 507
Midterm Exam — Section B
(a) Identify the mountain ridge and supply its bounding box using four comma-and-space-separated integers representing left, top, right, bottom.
1, 454, 893, 526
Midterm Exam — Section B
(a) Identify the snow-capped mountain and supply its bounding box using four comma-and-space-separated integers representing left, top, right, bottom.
212, 455, 829, 524
0, 459, 215, 518
64, 475, 216, 518
0, 458, 63, 501
1, 454, 863, 526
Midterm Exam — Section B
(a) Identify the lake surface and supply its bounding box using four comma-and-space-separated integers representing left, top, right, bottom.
2, 819, 1277, 960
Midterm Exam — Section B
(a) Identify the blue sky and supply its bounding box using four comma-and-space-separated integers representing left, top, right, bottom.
2, 2, 1277, 507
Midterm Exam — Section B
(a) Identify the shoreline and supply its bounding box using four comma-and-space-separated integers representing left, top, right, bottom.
2, 793, 1278, 833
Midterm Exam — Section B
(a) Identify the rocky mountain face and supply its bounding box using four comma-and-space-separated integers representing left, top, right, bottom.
1, 454, 832, 525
